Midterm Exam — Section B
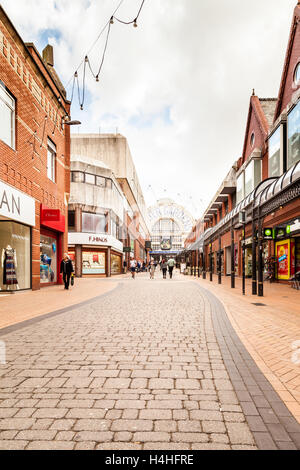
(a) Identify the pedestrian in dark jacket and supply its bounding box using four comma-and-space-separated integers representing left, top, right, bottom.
60, 253, 74, 290
161, 259, 168, 279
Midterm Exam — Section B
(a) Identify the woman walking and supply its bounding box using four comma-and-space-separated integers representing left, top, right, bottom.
149, 258, 155, 279
60, 253, 74, 290
161, 259, 168, 279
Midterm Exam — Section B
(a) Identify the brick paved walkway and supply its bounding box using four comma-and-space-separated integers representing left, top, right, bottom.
193, 275, 300, 422
0, 273, 299, 450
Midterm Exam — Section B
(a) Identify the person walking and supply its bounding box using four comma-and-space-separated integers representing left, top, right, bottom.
130, 258, 137, 279
161, 259, 168, 279
123, 260, 127, 274
149, 258, 155, 279
60, 253, 74, 290
168, 257, 176, 279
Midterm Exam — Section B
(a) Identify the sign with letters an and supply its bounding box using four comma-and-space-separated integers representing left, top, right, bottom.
0, 180, 35, 227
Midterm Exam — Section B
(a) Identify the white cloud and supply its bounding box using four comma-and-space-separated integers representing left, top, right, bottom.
1, 0, 296, 218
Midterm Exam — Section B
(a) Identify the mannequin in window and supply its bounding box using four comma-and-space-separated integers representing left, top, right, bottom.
1, 245, 19, 291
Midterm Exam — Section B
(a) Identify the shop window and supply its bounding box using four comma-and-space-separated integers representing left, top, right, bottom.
0, 221, 31, 290
287, 100, 300, 169
82, 251, 105, 274
85, 173, 95, 185
68, 211, 75, 231
111, 253, 122, 274
40, 233, 58, 284
82, 212, 106, 233
0, 81, 15, 150
47, 138, 56, 182
269, 126, 281, 177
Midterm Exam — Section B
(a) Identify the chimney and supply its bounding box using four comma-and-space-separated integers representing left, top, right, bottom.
42, 44, 54, 67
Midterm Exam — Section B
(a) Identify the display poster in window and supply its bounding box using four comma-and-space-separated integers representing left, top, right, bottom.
82, 251, 105, 274
40, 234, 57, 284
296, 240, 300, 271
276, 240, 290, 280
291, 240, 295, 277
68, 251, 76, 272
111, 254, 122, 274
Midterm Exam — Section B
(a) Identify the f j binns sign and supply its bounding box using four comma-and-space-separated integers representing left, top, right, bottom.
0, 180, 35, 227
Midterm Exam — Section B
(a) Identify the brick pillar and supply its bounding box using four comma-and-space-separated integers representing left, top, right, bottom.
107, 247, 111, 277
75, 245, 82, 277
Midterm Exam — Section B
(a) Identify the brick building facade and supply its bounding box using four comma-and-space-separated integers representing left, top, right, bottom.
184, 2, 300, 292
0, 6, 70, 291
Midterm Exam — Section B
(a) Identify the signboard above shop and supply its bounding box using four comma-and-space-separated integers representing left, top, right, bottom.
0, 179, 36, 227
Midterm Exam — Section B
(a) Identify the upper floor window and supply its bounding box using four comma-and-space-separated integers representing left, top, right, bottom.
68, 210, 75, 231
82, 212, 107, 234
236, 173, 244, 204
47, 138, 56, 182
85, 173, 95, 185
268, 127, 281, 177
294, 62, 300, 86
0, 82, 15, 150
287, 100, 300, 169
250, 132, 255, 148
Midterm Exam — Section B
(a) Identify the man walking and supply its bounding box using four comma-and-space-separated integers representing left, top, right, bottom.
167, 257, 176, 279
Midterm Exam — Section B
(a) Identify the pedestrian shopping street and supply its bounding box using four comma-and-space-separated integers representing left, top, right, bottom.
0, 272, 299, 450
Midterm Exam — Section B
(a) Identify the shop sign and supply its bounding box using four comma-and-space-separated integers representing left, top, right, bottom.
68, 232, 123, 252
263, 228, 273, 240
42, 209, 60, 221
123, 247, 131, 253
275, 227, 286, 239
161, 239, 171, 250
289, 219, 300, 233
0, 180, 35, 227
145, 241, 152, 249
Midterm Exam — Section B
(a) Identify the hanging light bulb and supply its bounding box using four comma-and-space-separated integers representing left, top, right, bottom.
85, 55, 88, 63
110, 16, 114, 25
80, 104, 83, 111
74, 71, 78, 78
96, 75, 99, 82
133, 19, 138, 28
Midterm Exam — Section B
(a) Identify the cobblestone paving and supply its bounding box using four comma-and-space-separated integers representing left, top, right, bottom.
0, 274, 299, 450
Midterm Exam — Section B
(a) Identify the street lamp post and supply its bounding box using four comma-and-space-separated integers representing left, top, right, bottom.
203, 245, 206, 279
231, 220, 235, 288
239, 210, 246, 295
210, 239, 213, 282
257, 206, 264, 297
218, 235, 222, 284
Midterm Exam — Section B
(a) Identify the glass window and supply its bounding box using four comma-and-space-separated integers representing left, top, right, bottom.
245, 163, 253, 197
294, 63, 300, 85
82, 251, 106, 274
250, 132, 255, 147
0, 221, 31, 290
288, 101, 300, 169
47, 138, 56, 182
85, 173, 95, 185
236, 173, 244, 203
96, 176, 106, 187
40, 233, 57, 284
71, 171, 84, 183
82, 212, 106, 233
269, 127, 281, 177
0, 82, 15, 149
106, 179, 112, 189
111, 253, 122, 274
68, 211, 75, 230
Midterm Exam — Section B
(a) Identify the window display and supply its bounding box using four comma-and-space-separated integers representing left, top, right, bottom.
0, 221, 31, 290
40, 233, 58, 284
111, 253, 122, 274
82, 251, 106, 274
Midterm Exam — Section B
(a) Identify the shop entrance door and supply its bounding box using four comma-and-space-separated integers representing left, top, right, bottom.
40, 229, 58, 285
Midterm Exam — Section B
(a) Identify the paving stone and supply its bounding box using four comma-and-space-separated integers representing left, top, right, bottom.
223, 412, 245, 422
111, 420, 153, 432
26, 441, 75, 450
252, 432, 277, 450
140, 409, 172, 420
133, 432, 170, 442
189, 410, 222, 421
202, 421, 226, 433
0, 441, 29, 450
16, 430, 57, 440
0, 418, 35, 430
149, 379, 174, 389
154, 420, 177, 432
33, 408, 68, 419
191, 443, 230, 450
74, 431, 113, 442
226, 423, 255, 445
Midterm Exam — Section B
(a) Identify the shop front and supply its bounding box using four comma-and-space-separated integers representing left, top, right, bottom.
0, 180, 35, 292
40, 205, 65, 286
68, 232, 123, 277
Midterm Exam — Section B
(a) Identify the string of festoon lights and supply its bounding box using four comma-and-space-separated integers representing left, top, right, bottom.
69, 0, 146, 111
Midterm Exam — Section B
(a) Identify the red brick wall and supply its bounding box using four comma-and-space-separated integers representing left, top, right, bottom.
277, 19, 300, 117
0, 14, 70, 290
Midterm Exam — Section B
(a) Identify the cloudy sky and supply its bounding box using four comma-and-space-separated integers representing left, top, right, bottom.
1, 0, 297, 218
